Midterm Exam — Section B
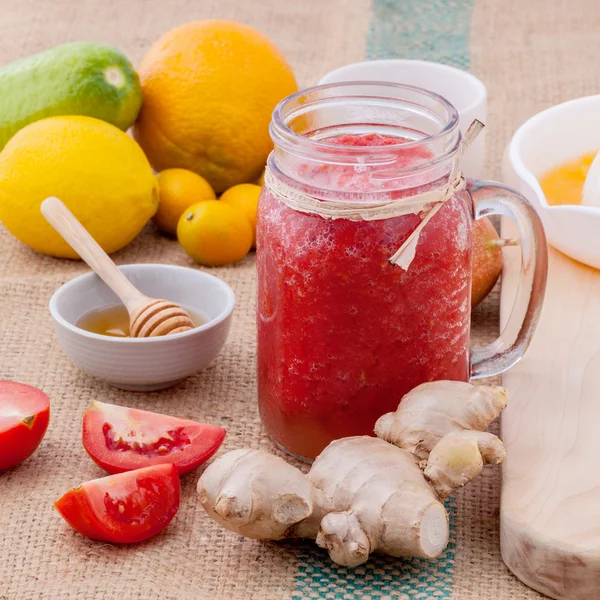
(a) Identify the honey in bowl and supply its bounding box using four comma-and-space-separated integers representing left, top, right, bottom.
539, 151, 596, 206
77, 304, 206, 337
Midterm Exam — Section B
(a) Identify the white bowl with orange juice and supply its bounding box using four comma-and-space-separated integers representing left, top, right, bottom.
505, 94, 600, 269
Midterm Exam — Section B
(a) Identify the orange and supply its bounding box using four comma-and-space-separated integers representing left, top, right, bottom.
220, 183, 261, 247
133, 20, 298, 194
177, 200, 252, 266
154, 168, 216, 236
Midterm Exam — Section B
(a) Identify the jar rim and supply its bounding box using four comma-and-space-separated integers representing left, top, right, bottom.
270, 81, 461, 157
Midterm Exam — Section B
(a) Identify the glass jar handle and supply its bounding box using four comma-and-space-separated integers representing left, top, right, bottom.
468, 179, 548, 379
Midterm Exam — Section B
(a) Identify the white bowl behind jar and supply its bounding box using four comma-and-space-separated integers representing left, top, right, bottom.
49, 264, 236, 391
319, 59, 487, 178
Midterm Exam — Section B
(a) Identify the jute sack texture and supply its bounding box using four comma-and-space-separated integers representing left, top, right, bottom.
2, 0, 597, 598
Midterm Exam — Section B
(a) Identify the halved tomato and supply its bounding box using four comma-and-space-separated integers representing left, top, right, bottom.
0, 381, 50, 471
82, 401, 226, 475
55, 463, 180, 543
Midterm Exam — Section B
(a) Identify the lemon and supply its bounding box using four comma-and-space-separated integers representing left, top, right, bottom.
154, 169, 216, 236
0, 116, 158, 258
177, 200, 252, 266
219, 183, 261, 247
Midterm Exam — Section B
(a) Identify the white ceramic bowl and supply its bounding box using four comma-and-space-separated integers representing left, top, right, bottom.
504, 94, 600, 270
318, 59, 487, 178
49, 264, 235, 391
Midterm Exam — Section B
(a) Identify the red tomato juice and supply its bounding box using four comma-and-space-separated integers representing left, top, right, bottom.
257, 133, 472, 459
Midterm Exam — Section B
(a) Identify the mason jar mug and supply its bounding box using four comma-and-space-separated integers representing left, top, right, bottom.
256, 83, 547, 460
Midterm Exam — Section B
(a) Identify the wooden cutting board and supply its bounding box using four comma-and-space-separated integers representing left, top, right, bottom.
500, 219, 600, 599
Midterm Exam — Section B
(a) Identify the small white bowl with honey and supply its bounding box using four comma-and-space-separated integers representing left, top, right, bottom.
505, 94, 600, 269
49, 264, 236, 391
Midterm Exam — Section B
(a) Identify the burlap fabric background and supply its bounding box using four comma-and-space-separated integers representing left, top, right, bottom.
1, 0, 597, 598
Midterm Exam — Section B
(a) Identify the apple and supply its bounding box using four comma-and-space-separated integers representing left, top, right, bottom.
472, 217, 503, 309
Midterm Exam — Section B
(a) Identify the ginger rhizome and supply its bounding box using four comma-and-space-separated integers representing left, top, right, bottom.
198, 381, 507, 567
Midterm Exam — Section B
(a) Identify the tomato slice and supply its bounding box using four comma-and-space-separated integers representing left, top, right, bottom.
82, 401, 226, 475
0, 381, 50, 471
55, 463, 180, 543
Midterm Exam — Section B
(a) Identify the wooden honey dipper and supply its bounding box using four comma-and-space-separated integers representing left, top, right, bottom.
41, 197, 195, 337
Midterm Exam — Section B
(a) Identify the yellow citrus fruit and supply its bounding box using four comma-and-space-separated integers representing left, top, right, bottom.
220, 183, 261, 247
133, 20, 298, 194
154, 168, 216, 236
0, 116, 158, 258
177, 200, 252, 266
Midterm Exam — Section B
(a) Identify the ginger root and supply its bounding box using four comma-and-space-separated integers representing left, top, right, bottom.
198, 381, 507, 567
374, 380, 507, 462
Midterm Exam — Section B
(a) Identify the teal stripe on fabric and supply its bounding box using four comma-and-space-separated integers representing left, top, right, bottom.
293, 0, 474, 597
367, 0, 474, 69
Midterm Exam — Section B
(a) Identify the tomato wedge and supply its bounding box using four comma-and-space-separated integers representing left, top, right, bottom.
0, 381, 50, 471
55, 463, 180, 543
82, 401, 226, 475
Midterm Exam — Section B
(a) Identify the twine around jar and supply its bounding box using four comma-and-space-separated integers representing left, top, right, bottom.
264, 120, 484, 270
